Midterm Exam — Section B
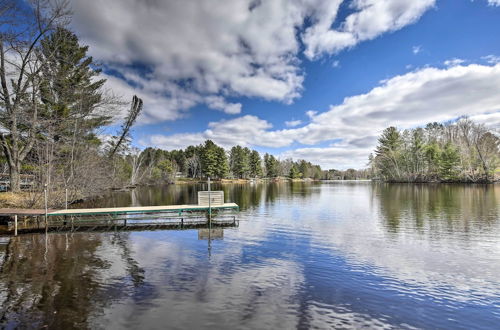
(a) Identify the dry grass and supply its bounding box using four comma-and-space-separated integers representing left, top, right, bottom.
0, 189, 81, 209
0, 192, 39, 208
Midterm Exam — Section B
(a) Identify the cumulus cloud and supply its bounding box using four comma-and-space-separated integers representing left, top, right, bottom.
145, 115, 295, 149
292, 63, 500, 145
444, 58, 466, 67
285, 119, 302, 127
70, 0, 435, 121
482, 55, 500, 64
102, 73, 198, 123
412, 45, 422, 54
488, 0, 500, 6
302, 0, 436, 59
305, 110, 318, 118
145, 63, 500, 169
205, 96, 242, 114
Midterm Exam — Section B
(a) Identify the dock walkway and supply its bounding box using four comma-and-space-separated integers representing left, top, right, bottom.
47, 203, 238, 216
0, 202, 239, 235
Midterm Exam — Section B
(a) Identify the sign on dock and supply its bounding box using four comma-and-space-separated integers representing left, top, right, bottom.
198, 191, 224, 206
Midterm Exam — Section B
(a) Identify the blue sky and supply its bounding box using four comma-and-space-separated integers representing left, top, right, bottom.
69, 0, 500, 169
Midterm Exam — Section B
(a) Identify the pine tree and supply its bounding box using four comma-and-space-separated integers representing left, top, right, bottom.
215, 147, 229, 178
38, 27, 113, 189
249, 150, 263, 178
438, 143, 460, 181
374, 127, 403, 181
264, 153, 278, 178
40, 27, 110, 139
201, 140, 218, 178
289, 165, 301, 179
230, 146, 250, 178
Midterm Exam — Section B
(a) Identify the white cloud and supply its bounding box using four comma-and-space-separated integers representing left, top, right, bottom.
305, 110, 318, 118
145, 63, 500, 169
70, 0, 435, 120
302, 0, 436, 59
332, 60, 340, 68
469, 111, 500, 128
482, 54, 500, 64
205, 96, 242, 114
291, 63, 500, 147
488, 0, 500, 6
145, 115, 295, 150
412, 45, 422, 54
102, 73, 198, 123
444, 58, 465, 67
285, 119, 302, 127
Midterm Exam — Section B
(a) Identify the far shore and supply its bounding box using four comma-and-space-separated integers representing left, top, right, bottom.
1, 177, 498, 210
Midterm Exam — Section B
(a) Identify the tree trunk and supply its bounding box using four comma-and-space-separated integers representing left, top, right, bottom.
9, 161, 21, 192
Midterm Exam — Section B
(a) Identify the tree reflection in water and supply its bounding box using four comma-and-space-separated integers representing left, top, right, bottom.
1, 182, 498, 329
374, 183, 499, 235
0, 232, 145, 329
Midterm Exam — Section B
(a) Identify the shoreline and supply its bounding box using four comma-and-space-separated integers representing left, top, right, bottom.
1, 178, 497, 210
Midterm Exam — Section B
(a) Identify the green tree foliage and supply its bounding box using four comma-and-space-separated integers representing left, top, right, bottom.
230, 146, 250, 178
249, 150, 263, 177
289, 165, 301, 179
134, 141, 333, 183
438, 143, 460, 181
155, 159, 176, 182
372, 120, 500, 182
374, 127, 403, 180
40, 27, 110, 138
215, 147, 229, 178
201, 140, 219, 178
264, 153, 279, 178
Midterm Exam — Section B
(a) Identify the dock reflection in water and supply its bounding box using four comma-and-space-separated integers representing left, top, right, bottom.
1, 182, 499, 329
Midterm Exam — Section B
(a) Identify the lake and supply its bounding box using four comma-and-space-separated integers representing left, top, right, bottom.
1, 182, 499, 329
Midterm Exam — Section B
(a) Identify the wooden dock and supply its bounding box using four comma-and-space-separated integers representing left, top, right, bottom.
0, 202, 239, 235
47, 203, 238, 216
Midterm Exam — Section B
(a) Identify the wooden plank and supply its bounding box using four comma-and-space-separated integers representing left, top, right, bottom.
47, 203, 238, 216
0, 208, 54, 216
0, 203, 238, 218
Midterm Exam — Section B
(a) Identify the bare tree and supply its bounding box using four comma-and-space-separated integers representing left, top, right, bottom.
186, 155, 201, 178
0, 0, 70, 191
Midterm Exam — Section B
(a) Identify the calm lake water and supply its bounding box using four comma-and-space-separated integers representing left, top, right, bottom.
1, 182, 499, 329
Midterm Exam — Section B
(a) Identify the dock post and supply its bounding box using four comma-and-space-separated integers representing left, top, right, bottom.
208, 177, 212, 227
65, 188, 68, 209
14, 214, 18, 236
44, 187, 48, 230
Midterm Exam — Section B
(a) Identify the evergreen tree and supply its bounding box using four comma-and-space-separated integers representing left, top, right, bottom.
215, 147, 229, 178
40, 27, 110, 139
264, 153, 278, 178
289, 165, 301, 179
230, 146, 250, 178
201, 140, 218, 178
374, 127, 403, 180
249, 150, 263, 177
438, 143, 460, 181
423, 142, 441, 178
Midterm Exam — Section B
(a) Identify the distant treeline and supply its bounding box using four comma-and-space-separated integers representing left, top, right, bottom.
124, 140, 371, 184
371, 119, 499, 183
